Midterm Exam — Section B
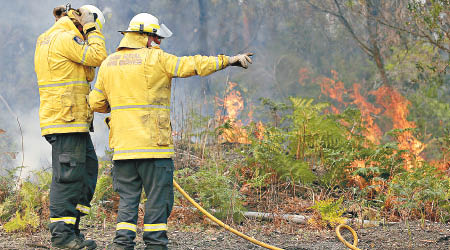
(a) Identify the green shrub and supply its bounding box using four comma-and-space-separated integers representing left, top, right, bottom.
0, 196, 15, 222
3, 181, 43, 232
34, 170, 52, 191
175, 163, 245, 223
93, 164, 114, 203
1, 169, 51, 232
0, 168, 18, 223
86, 160, 115, 224
388, 164, 450, 222
242, 97, 355, 188
244, 126, 317, 186
4, 209, 39, 232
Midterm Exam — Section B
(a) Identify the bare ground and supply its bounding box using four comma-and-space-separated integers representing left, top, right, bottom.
1, 220, 450, 250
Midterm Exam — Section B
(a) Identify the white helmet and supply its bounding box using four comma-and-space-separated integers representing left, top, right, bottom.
80, 5, 105, 30
120, 13, 172, 38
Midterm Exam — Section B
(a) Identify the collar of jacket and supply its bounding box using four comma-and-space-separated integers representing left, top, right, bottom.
117, 32, 149, 51
48, 16, 84, 39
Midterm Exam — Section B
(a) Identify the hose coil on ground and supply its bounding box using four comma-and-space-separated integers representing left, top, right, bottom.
335, 224, 361, 250
174, 179, 360, 250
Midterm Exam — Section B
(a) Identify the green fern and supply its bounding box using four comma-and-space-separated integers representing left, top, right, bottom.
4, 208, 39, 232
310, 197, 346, 227
2, 171, 51, 232
175, 163, 245, 222
0, 196, 15, 222
93, 173, 113, 203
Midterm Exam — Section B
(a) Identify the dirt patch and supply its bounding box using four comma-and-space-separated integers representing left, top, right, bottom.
1, 221, 449, 249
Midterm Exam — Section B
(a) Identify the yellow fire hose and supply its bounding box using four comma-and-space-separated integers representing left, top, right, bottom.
174, 180, 360, 250
335, 224, 361, 250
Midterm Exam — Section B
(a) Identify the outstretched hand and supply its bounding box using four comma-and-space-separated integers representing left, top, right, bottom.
229, 53, 254, 69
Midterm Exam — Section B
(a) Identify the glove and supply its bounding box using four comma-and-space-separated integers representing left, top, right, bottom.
229, 53, 253, 69
72, 7, 95, 26
53, 5, 67, 21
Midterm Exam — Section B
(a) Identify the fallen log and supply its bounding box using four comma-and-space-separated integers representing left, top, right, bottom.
174, 206, 397, 228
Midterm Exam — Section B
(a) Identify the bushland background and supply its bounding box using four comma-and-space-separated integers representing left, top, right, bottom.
0, 0, 449, 249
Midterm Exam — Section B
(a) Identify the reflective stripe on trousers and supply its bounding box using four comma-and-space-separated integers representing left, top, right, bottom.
116, 222, 137, 232
50, 217, 76, 224
76, 204, 90, 214
144, 223, 168, 232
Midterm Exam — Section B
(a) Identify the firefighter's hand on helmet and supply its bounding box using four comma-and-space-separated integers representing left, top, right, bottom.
229, 53, 253, 69
73, 7, 95, 26
53, 5, 67, 22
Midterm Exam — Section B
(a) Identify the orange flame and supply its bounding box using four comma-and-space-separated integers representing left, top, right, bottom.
255, 121, 265, 140
319, 75, 346, 104
371, 86, 425, 169
319, 70, 427, 191
215, 82, 250, 144
318, 72, 382, 144
223, 82, 244, 120
350, 83, 382, 144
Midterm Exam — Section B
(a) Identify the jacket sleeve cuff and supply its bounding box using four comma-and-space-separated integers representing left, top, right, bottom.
220, 55, 230, 68
83, 22, 97, 34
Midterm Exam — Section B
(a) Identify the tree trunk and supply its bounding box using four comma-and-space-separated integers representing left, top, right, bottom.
366, 0, 389, 86
198, 0, 211, 105
198, 0, 209, 54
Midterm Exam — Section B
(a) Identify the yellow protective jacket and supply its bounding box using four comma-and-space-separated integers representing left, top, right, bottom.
89, 33, 229, 160
35, 16, 107, 136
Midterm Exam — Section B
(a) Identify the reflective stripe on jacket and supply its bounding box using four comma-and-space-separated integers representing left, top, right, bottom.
35, 17, 107, 135
89, 32, 229, 160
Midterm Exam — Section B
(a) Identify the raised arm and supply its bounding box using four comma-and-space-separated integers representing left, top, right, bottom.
55, 26, 107, 67
161, 52, 228, 78
161, 51, 253, 78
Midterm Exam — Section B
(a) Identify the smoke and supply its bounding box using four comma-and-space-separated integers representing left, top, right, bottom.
0, 0, 293, 174
20, 109, 51, 173
0, 0, 382, 174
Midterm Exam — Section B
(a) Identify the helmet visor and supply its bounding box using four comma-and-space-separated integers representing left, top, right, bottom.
157, 23, 172, 38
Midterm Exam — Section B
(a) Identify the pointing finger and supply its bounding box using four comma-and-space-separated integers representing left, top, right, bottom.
245, 55, 252, 64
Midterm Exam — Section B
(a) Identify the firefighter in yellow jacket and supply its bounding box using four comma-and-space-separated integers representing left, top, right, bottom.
34, 5, 107, 249
89, 13, 252, 250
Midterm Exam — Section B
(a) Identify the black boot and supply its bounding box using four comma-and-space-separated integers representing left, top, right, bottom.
144, 244, 168, 250
74, 214, 97, 249
106, 243, 133, 250
52, 236, 97, 249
